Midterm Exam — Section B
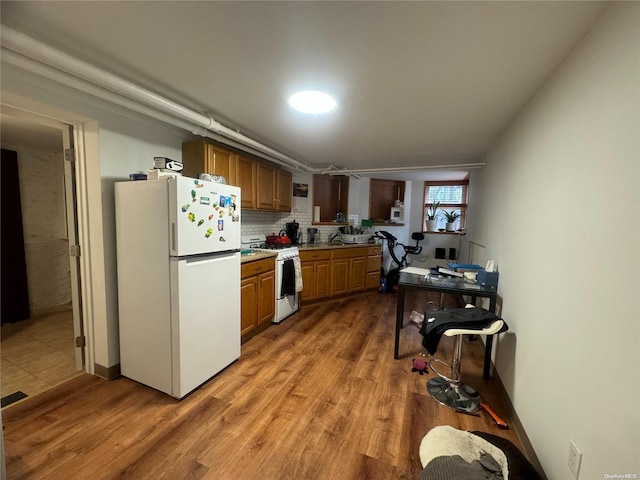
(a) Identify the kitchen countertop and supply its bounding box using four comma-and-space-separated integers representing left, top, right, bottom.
240, 250, 278, 263
240, 242, 381, 263
298, 242, 380, 251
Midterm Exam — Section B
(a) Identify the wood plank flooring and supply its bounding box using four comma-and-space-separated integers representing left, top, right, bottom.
2, 291, 522, 480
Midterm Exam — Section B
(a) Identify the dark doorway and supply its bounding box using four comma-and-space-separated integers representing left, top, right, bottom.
1, 148, 30, 324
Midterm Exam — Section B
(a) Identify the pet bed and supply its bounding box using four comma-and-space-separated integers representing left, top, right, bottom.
418, 425, 542, 480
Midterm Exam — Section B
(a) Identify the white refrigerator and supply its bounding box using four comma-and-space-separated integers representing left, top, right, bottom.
115, 175, 241, 399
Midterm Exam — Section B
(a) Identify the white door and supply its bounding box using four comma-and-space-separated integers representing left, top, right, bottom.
169, 176, 241, 257
170, 252, 240, 398
62, 125, 85, 370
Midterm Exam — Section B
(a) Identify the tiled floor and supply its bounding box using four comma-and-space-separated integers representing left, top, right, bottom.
1, 308, 82, 403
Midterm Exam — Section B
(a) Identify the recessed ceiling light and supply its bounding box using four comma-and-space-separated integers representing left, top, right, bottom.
288, 90, 338, 114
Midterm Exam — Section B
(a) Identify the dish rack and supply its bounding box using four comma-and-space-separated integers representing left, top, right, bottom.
340, 232, 371, 244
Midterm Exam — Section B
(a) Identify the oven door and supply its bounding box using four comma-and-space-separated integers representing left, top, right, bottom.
274, 257, 299, 323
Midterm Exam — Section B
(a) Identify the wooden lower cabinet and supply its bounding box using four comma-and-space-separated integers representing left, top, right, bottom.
366, 246, 382, 289
330, 258, 349, 296
241, 258, 275, 340
349, 257, 367, 292
302, 245, 381, 303
299, 250, 331, 302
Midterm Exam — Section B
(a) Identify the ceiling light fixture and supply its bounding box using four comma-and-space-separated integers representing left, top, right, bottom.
288, 90, 337, 114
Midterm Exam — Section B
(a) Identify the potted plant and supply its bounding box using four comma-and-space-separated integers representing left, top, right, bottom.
441, 210, 461, 231
425, 201, 440, 231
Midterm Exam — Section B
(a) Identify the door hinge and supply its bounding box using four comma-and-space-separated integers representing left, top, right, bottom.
69, 244, 81, 257
64, 148, 75, 162
75, 336, 86, 348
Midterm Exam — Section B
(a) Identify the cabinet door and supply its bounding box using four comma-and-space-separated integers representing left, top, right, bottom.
206, 144, 236, 184
257, 270, 275, 325
237, 155, 257, 209
276, 169, 292, 212
349, 257, 367, 292
181, 140, 207, 178
256, 162, 277, 210
300, 262, 315, 301
315, 260, 331, 298
331, 258, 349, 296
241, 276, 258, 336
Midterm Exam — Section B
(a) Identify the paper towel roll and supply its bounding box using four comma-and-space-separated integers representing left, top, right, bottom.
314, 206, 320, 222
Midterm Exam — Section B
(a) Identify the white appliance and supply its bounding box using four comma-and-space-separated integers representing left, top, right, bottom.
390, 206, 404, 223
115, 176, 241, 399
241, 235, 299, 324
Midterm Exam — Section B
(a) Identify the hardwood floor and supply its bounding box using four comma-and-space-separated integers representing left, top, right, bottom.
2, 292, 522, 480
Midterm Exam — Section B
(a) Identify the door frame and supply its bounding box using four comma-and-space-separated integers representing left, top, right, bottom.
0, 102, 100, 375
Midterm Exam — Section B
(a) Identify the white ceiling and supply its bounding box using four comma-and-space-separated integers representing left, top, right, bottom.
0, 1, 608, 179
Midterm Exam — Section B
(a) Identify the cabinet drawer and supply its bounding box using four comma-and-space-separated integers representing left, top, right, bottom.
366, 271, 380, 289
332, 247, 368, 259
367, 245, 381, 256
366, 255, 381, 272
300, 249, 331, 262
241, 258, 275, 278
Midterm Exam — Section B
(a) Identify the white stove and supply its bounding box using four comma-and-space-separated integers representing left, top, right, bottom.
241, 235, 300, 323
241, 235, 299, 256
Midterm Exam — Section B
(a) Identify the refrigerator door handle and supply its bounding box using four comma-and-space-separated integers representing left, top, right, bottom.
171, 222, 176, 252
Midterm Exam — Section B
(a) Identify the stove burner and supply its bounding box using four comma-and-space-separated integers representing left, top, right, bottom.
250, 243, 295, 250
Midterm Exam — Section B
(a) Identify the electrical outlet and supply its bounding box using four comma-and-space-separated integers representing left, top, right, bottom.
568, 439, 582, 479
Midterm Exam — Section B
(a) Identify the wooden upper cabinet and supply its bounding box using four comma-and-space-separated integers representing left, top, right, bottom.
276, 169, 292, 212
236, 154, 257, 209
313, 174, 349, 223
256, 162, 277, 210
255, 162, 292, 212
182, 139, 291, 212
369, 179, 405, 222
182, 140, 237, 184
206, 144, 237, 185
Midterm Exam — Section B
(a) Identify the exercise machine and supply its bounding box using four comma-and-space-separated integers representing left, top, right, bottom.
374, 231, 424, 292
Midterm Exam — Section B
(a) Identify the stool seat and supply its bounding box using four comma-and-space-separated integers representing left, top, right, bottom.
441, 319, 505, 338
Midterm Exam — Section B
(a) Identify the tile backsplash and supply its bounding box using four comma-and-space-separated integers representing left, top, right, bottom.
241, 197, 350, 244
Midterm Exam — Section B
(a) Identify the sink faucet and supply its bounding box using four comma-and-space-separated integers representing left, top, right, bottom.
329, 232, 340, 243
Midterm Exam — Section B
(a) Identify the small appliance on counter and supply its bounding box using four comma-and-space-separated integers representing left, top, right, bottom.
285, 220, 301, 245
307, 228, 319, 244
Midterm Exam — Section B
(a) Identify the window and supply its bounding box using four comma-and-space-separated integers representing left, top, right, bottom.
369, 179, 405, 223
423, 181, 469, 231
313, 174, 349, 223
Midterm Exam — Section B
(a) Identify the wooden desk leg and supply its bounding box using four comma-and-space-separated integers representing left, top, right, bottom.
395, 287, 406, 359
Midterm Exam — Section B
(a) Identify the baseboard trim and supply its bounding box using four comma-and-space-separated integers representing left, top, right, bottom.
94, 363, 120, 380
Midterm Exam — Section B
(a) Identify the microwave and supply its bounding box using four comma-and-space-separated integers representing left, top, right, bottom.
390, 207, 404, 223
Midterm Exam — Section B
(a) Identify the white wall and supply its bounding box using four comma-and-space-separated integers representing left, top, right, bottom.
467, 3, 639, 478
2, 145, 72, 315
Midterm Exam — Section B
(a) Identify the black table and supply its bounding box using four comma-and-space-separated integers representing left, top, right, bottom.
395, 271, 498, 379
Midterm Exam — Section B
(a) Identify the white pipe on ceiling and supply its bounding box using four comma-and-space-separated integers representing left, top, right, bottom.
317, 163, 486, 175
0, 25, 311, 171
1, 25, 486, 176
